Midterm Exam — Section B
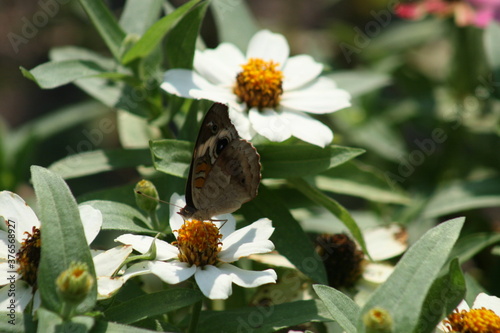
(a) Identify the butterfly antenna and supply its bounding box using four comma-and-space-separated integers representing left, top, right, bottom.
135, 190, 184, 210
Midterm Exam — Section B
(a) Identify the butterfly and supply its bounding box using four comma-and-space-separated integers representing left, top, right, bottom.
178, 103, 261, 221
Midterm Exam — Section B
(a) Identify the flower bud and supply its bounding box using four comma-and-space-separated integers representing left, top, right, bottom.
56, 262, 94, 305
134, 179, 159, 213
363, 307, 393, 333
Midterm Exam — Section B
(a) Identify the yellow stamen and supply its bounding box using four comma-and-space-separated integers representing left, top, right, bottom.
174, 220, 222, 266
17, 226, 41, 286
444, 307, 500, 332
233, 58, 284, 109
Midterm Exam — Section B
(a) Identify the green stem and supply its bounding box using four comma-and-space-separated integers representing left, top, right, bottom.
149, 210, 161, 231
60, 302, 76, 321
188, 299, 202, 333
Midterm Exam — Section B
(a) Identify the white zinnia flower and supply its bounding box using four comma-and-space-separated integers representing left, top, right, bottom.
0, 191, 133, 312
436, 293, 500, 332
161, 29, 351, 147
116, 193, 277, 300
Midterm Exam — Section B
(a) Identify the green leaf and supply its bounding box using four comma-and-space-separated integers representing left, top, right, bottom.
165, 0, 209, 69
313, 285, 360, 333
151, 139, 193, 178
327, 70, 391, 97
31, 166, 97, 313
104, 289, 202, 324
317, 161, 411, 204
357, 217, 465, 332
445, 232, 500, 268
82, 200, 156, 234
423, 177, 500, 218
211, 0, 259, 51
37, 308, 95, 333
152, 140, 364, 179
121, 0, 200, 64
198, 300, 331, 333
415, 259, 465, 333
77, 0, 126, 60
119, 0, 163, 35
290, 178, 369, 258
259, 144, 365, 179
239, 184, 328, 284
21, 60, 109, 89
48, 148, 151, 179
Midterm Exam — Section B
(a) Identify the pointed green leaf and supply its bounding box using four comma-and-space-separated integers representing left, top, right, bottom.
357, 217, 465, 332
82, 200, 156, 234
121, 0, 200, 64
119, 0, 163, 35
317, 161, 410, 204
423, 177, 500, 218
151, 139, 193, 178
21, 60, 109, 89
239, 184, 328, 284
37, 308, 94, 333
31, 166, 97, 313
259, 144, 365, 179
165, 0, 209, 69
313, 284, 360, 333
48, 148, 151, 179
415, 258, 465, 333
198, 300, 331, 333
78, 0, 126, 60
290, 177, 369, 258
104, 289, 202, 324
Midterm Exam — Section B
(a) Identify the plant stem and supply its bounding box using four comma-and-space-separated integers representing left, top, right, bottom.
188, 299, 202, 333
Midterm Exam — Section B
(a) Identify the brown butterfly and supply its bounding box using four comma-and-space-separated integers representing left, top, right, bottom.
179, 103, 261, 221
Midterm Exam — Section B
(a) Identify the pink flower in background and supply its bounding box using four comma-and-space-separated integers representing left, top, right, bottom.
395, 0, 500, 27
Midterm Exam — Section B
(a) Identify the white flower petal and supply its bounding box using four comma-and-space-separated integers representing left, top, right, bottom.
248, 253, 296, 269
78, 205, 102, 245
228, 107, 255, 141
365, 224, 408, 261
97, 276, 125, 300
122, 261, 154, 281
161, 69, 219, 98
455, 299, 471, 312
0, 231, 16, 260
246, 30, 289, 67
473, 293, 500, 315
219, 218, 274, 262
169, 193, 187, 237
0, 191, 40, 242
248, 108, 292, 142
282, 55, 323, 91
189, 88, 240, 108
32, 289, 41, 314
194, 265, 232, 299
0, 280, 32, 313
149, 261, 196, 284
194, 43, 245, 86
362, 262, 394, 284
218, 263, 277, 288
281, 77, 351, 114
212, 214, 236, 241
115, 234, 178, 261
0, 262, 20, 285
93, 245, 132, 277
279, 110, 333, 147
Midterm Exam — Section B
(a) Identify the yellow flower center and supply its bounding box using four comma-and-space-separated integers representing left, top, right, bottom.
444, 308, 500, 333
17, 226, 41, 286
233, 58, 284, 109
174, 220, 222, 267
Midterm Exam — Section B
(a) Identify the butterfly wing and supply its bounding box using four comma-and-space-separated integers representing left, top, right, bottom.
190, 138, 261, 219
180, 103, 239, 219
